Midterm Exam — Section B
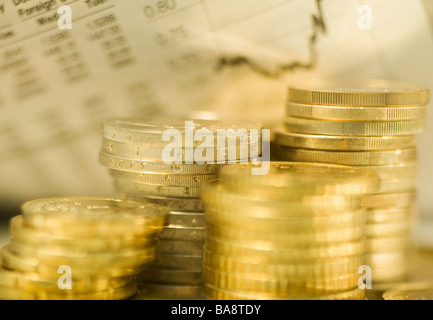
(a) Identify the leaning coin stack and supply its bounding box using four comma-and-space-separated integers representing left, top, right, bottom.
201, 162, 380, 300
0, 197, 167, 300
273, 81, 429, 283
99, 118, 263, 299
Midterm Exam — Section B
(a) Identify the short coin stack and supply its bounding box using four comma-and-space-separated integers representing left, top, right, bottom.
100, 118, 262, 299
201, 162, 380, 300
273, 81, 429, 283
0, 197, 167, 300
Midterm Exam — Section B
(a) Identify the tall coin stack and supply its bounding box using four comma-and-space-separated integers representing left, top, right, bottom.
99, 118, 263, 299
273, 81, 429, 283
0, 197, 167, 300
201, 162, 380, 300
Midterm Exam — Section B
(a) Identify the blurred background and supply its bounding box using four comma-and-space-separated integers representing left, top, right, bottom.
0, 0, 432, 244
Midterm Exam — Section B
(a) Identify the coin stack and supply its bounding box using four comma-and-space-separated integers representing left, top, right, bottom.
201, 162, 380, 300
0, 197, 167, 300
273, 81, 429, 283
99, 118, 263, 299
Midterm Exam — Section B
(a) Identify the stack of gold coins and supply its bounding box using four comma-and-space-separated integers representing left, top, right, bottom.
0, 197, 167, 300
201, 162, 380, 300
99, 118, 263, 299
273, 81, 429, 283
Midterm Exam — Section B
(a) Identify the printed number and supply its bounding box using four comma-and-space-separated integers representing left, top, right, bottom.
144, 0, 176, 18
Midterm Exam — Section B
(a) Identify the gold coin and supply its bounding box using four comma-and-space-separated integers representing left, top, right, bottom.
273, 129, 416, 151
0, 264, 132, 294
383, 282, 433, 300
1, 245, 146, 278
0, 282, 137, 300
366, 237, 409, 253
21, 198, 168, 236
204, 237, 365, 262
359, 163, 417, 180
202, 181, 362, 218
114, 179, 201, 198
121, 193, 205, 212
157, 239, 204, 256
202, 265, 359, 295
102, 118, 262, 146
99, 151, 223, 174
149, 253, 202, 270
365, 220, 413, 238
204, 205, 366, 232
204, 283, 365, 300
287, 80, 430, 106
137, 283, 203, 299
369, 266, 408, 283
206, 222, 364, 246
8, 240, 157, 269
364, 251, 408, 268
366, 206, 415, 224
361, 191, 416, 208
165, 211, 205, 228
377, 179, 417, 193
136, 268, 203, 285
102, 138, 259, 162
109, 169, 217, 187
274, 146, 417, 166
10, 216, 156, 252
219, 162, 380, 197
284, 116, 424, 136
203, 249, 363, 278
286, 102, 427, 121
158, 226, 206, 241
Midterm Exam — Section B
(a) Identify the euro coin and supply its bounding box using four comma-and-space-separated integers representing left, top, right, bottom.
114, 179, 201, 198
158, 226, 206, 241
219, 162, 380, 197
285, 102, 427, 121
366, 206, 415, 224
383, 282, 433, 300
359, 163, 417, 180
122, 194, 205, 212
273, 129, 415, 151
366, 237, 409, 253
273, 146, 417, 166
157, 239, 204, 255
365, 221, 413, 238
137, 283, 203, 299
361, 191, 416, 208
287, 80, 430, 106
149, 253, 202, 270
136, 268, 203, 285
377, 178, 417, 193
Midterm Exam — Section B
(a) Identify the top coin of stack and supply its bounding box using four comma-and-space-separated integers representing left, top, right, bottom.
99, 118, 263, 299
0, 197, 168, 300
273, 80, 429, 283
201, 162, 380, 300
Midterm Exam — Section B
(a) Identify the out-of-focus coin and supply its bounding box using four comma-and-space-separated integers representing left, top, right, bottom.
204, 206, 366, 232
287, 80, 430, 106
203, 249, 363, 277
366, 237, 409, 253
137, 283, 203, 299
99, 151, 223, 174
166, 211, 205, 228
273, 129, 416, 151
365, 221, 413, 238
202, 181, 362, 218
366, 207, 415, 224
204, 238, 365, 262
204, 283, 365, 300
361, 191, 416, 208
358, 163, 417, 180
273, 146, 417, 166
383, 282, 433, 300
21, 198, 168, 236
157, 239, 204, 255
285, 102, 427, 121
149, 253, 202, 270
202, 265, 359, 295
206, 222, 364, 246
158, 226, 206, 241
137, 268, 203, 285
219, 162, 380, 197
121, 194, 205, 212
377, 178, 417, 193
10, 215, 157, 252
